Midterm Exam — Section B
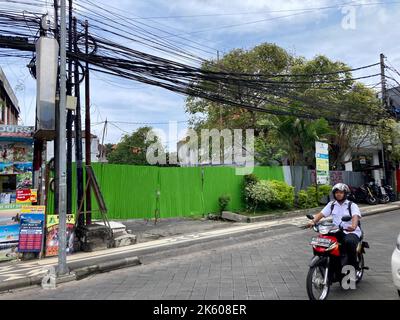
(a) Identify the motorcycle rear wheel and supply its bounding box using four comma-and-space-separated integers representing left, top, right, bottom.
306, 265, 330, 300
356, 254, 364, 283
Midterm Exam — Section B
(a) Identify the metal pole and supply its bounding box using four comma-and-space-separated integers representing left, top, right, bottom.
57, 0, 68, 275
73, 17, 85, 227
66, 0, 73, 214
84, 19, 92, 225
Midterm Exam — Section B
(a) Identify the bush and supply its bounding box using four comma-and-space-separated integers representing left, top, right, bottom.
297, 184, 331, 209
245, 180, 295, 210
218, 194, 231, 213
297, 190, 311, 209
267, 180, 295, 209
243, 174, 260, 210
244, 174, 259, 186
306, 185, 331, 205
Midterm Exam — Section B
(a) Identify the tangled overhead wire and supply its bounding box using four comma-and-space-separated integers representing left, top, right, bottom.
0, 6, 392, 127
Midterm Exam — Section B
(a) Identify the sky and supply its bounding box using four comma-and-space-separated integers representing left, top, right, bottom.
1, 0, 400, 151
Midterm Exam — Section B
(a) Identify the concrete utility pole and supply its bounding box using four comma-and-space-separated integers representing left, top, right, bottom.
57, 0, 68, 275
380, 53, 388, 186
66, 0, 73, 215
84, 19, 92, 225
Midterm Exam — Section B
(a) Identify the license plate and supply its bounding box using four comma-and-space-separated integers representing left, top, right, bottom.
310, 237, 332, 247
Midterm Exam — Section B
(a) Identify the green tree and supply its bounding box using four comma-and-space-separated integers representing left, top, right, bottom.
107, 126, 162, 165
185, 44, 384, 168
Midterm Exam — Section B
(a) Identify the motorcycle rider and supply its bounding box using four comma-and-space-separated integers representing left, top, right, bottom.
307, 183, 362, 270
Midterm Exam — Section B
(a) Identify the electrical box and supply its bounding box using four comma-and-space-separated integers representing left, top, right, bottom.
34, 37, 59, 141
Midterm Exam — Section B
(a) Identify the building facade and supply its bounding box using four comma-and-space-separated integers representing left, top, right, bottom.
0, 67, 19, 125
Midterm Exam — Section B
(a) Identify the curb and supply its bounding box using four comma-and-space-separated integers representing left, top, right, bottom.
235, 202, 400, 224
245, 206, 324, 223
0, 256, 141, 293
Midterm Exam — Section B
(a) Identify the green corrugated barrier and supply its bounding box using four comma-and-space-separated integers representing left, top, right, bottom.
46, 164, 284, 219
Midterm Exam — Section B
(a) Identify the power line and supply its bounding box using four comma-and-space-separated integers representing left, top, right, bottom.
132, 1, 400, 20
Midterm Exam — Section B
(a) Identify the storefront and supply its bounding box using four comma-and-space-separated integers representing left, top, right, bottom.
0, 125, 35, 261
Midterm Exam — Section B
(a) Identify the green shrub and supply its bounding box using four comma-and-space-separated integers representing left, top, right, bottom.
244, 174, 259, 186
297, 190, 310, 209
306, 184, 331, 206
218, 194, 231, 213
245, 180, 294, 210
243, 174, 260, 210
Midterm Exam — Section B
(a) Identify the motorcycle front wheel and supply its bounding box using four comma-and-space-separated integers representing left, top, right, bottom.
379, 195, 390, 204
356, 254, 364, 283
306, 265, 330, 300
366, 196, 377, 205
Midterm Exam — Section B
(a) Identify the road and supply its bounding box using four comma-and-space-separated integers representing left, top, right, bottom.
0, 210, 399, 300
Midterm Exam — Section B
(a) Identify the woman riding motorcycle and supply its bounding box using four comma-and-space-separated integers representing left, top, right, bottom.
307, 183, 362, 270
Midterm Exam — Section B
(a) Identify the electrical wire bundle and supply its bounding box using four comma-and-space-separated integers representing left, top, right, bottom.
0, 2, 395, 127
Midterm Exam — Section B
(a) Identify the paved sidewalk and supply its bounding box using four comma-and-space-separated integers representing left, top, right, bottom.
0, 201, 399, 292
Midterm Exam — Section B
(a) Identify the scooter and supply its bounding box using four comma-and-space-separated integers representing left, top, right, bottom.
305, 214, 369, 300
383, 185, 397, 202
348, 184, 377, 205
368, 181, 390, 204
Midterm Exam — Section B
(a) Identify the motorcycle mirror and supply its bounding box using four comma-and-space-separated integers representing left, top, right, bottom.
306, 214, 314, 220
341, 216, 352, 222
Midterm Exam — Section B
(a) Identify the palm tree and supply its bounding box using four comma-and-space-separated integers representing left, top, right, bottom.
274, 116, 335, 189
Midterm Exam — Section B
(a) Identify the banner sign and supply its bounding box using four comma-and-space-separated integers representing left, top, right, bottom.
315, 141, 330, 185
0, 125, 34, 138
18, 206, 45, 253
45, 214, 75, 257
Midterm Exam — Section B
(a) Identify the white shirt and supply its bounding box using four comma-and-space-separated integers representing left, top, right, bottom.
321, 199, 362, 238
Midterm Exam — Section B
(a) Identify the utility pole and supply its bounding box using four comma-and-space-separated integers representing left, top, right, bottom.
84, 19, 92, 225
53, 0, 59, 215
73, 17, 85, 227
380, 53, 389, 186
56, 0, 68, 275
66, 0, 73, 215
217, 50, 222, 130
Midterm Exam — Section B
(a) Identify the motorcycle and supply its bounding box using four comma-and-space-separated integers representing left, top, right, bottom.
305, 214, 369, 300
348, 184, 377, 205
383, 185, 397, 202
368, 181, 390, 204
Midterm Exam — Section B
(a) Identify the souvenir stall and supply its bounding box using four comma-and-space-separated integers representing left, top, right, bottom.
0, 125, 37, 261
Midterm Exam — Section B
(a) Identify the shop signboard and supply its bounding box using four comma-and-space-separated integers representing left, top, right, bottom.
16, 189, 32, 203
18, 206, 45, 253
45, 214, 75, 257
0, 203, 23, 261
315, 141, 330, 185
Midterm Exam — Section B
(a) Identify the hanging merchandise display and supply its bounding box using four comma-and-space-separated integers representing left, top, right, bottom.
0, 125, 34, 260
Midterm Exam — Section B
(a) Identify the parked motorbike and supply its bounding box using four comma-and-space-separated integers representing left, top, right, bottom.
368, 181, 390, 204
348, 184, 377, 205
383, 185, 397, 202
305, 214, 369, 300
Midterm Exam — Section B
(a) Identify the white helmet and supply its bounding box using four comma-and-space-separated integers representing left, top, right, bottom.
332, 183, 350, 195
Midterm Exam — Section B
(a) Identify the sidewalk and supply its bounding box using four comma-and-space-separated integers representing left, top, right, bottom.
0, 201, 399, 293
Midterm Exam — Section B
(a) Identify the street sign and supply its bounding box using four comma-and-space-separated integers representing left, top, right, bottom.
315, 141, 329, 185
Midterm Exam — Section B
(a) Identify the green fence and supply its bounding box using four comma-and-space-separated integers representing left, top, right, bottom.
46, 164, 284, 220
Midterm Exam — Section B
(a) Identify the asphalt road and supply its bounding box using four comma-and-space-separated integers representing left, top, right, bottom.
1, 210, 399, 300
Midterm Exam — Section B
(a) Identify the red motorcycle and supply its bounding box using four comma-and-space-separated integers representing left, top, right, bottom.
305, 214, 369, 300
